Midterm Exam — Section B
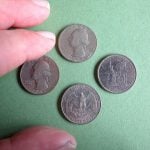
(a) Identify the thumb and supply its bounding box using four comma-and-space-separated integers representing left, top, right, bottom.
0, 126, 77, 150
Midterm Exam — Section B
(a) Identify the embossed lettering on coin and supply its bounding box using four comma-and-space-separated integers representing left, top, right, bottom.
61, 84, 101, 124
20, 56, 59, 95
58, 24, 97, 62
97, 54, 136, 94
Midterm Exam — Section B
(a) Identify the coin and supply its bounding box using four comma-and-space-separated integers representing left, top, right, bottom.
97, 54, 136, 94
61, 84, 101, 124
58, 24, 97, 62
20, 56, 59, 95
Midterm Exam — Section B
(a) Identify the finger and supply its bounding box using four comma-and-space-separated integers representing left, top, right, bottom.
0, 126, 77, 150
0, 29, 55, 76
0, 0, 50, 29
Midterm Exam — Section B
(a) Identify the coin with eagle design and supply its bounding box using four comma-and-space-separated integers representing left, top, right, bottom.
61, 83, 101, 124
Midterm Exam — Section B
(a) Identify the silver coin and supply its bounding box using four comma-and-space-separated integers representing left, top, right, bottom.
20, 56, 59, 95
58, 24, 97, 62
97, 54, 136, 94
61, 84, 101, 124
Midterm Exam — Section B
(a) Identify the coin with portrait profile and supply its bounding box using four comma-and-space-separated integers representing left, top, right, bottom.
61, 84, 101, 124
20, 56, 59, 95
58, 24, 97, 62
97, 54, 136, 94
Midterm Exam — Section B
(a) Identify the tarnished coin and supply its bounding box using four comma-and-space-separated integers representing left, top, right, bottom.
58, 24, 97, 62
97, 54, 136, 94
20, 56, 59, 95
61, 84, 101, 124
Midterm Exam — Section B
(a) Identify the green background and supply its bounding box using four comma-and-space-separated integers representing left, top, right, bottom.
0, 0, 149, 149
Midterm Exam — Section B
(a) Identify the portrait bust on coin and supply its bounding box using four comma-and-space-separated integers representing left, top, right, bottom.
20, 56, 59, 95
32, 60, 51, 91
69, 27, 89, 58
58, 24, 97, 62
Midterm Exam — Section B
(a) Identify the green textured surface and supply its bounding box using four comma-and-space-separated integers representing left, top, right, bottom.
0, 0, 149, 149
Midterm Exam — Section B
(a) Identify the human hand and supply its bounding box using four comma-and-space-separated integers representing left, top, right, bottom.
0, 0, 77, 150
0, 0, 55, 76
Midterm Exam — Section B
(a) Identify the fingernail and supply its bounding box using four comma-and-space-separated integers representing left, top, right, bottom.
58, 141, 77, 150
37, 31, 56, 41
32, 0, 50, 9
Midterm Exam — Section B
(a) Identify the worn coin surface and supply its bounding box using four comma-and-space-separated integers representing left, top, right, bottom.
97, 54, 136, 94
61, 84, 101, 124
20, 56, 59, 95
58, 24, 97, 62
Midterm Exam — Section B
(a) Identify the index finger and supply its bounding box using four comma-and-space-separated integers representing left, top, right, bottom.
0, 0, 50, 29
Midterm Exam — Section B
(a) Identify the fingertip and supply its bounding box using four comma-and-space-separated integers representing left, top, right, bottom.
8, 126, 77, 150
49, 129, 77, 149
0, 29, 56, 76
0, 0, 51, 29
26, 31, 56, 60
36, 31, 56, 47
32, 0, 50, 10
14, 0, 51, 27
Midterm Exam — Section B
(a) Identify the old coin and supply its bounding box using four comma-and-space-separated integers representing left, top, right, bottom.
20, 56, 59, 95
58, 24, 97, 62
61, 84, 101, 124
97, 54, 136, 94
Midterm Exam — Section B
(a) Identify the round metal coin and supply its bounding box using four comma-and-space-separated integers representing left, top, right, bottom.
61, 84, 101, 124
20, 56, 59, 95
58, 24, 97, 62
97, 54, 136, 94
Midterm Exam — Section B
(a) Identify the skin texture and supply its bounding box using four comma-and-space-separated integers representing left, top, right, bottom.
0, 126, 77, 150
0, 0, 77, 150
